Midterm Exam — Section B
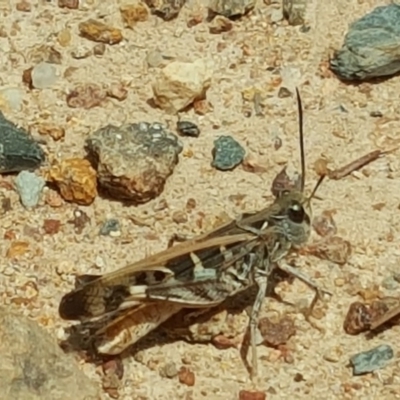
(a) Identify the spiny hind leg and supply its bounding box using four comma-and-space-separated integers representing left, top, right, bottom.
248, 269, 269, 382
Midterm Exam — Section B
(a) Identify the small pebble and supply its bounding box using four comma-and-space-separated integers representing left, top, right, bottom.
350, 344, 394, 375
177, 120, 200, 137
100, 218, 121, 236
212, 135, 245, 171
178, 366, 195, 386
160, 362, 178, 379
277, 87, 292, 98
381, 276, 399, 290
31, 62, 58, 89
14, 171, 45, 208
0, 87, 24, 111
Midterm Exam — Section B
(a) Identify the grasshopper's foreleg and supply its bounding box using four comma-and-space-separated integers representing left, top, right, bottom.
277, 261, 332, 319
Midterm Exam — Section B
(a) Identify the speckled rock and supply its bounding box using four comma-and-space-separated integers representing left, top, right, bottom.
144, 0, 185, 20
0, 111, 45, 173
0, 307, 100, 400
78, 19, 123, 45
208, 0, 256, 18
212, 135, 245, 171
282, 0, 307, 26
86, 122, 182, 203
330, 4, 400, 80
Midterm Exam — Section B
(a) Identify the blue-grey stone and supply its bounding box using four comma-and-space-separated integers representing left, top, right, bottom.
350, 344, 394, 375
330, 4, 400, 80
212, 135, 245, 171
15, 171, 45, 208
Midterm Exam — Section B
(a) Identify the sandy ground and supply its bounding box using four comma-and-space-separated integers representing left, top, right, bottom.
1, 0, 400, 399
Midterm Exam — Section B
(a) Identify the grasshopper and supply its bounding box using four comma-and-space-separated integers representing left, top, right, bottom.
59, 89, 327, 380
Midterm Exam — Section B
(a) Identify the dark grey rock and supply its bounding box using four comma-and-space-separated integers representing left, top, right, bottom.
14, 171, 46, 208
0, 111, 45, 173
99, 218, 121, 236
212, 135, 245, 171
350, 344, 394, 375
330, 4, 400, 80
86, 121, 182, 203
177, 120, 200, 137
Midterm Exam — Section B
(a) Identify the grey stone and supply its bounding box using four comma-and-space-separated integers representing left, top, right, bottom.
350, 344, 394, 375
330, 4, 400, 80
15, 171, 46, 208
0, 111, 45, 173
0, 307, 99, 400
212, 135, 245, 171
99, 218, 121, 236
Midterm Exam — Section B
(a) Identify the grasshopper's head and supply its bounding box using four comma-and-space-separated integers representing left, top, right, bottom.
272, 189, 312, 247
271, 88, 325, 247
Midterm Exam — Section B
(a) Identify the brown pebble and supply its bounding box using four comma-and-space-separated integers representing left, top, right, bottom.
93, 43, 106, 56
6, 241, 30, 259
37, 122, 65, 141
43, 219, 61, 235
47, 158, 97, 205
160, 362, 178, 379
343, 301, 371, 335
79, 19, 123, 45
314, 158, 329, 177
4, 229, 16, 240
68, 208, 91, 234
312, 210, 337, 237
172, 210, 188, 224
107, 83, 128, 101
186, 198, 196, 211
178, 367, 195, 386
58, 0, 79, 9
120, 3, 149, 28
16, 0, 31, 12
66, 83, 107, 109
22, 67, 34, 89
44, 190, 64, 207
258, 316, 296, 347
101, 358, 124, 399
304, 236, 352, 265
193, 99, 213, 115
238, 390, 266, 400
209, 16, 233, 34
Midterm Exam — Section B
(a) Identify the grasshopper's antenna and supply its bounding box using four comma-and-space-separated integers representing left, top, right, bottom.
295, 88, 306, 193
296, 87, 325, 203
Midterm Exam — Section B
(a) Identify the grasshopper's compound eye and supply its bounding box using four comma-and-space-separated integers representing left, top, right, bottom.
288, 201, 305, 223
